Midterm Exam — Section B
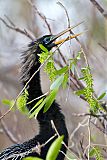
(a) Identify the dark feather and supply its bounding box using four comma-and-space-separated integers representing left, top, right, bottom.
0, 36, 68, 160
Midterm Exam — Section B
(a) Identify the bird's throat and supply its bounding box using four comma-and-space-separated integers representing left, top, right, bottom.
26, 64, 43, 111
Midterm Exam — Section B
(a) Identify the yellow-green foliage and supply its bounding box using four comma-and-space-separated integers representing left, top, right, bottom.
90, 147, 103, 160
39, 44, 56, 81
44, 60, 57, 81
76, 66, 100, 113
16, 89, 29, 114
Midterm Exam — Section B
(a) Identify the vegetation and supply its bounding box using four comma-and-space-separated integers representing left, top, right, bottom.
0, 0, 107, 159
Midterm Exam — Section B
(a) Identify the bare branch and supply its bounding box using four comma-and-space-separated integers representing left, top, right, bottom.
28, 0, 52, 34
27, 91, 49, 105
70, 117, 89, 140
87, 116, 91, 160
90, 0, 107, 20
57, 2, 71, 28
0, 110, 19, 144
91, 121, 107, 135
72, 112, 107, 118
4, 15, 15, 27
51, 120, 80, 159
98, 43, 107, 51
0, 17, 35, 40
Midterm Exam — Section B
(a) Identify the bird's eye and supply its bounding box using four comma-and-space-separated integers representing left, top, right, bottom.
43, 37, 50, 44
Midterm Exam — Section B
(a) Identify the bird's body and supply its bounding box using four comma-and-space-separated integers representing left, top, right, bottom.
21, 39, 68, 159
0, 26, 80, 159
0, 35, 69, 160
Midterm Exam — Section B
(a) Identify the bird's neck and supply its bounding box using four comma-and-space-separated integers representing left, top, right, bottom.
21, 47, 68, 159
21, 51, 68, 137
26, 62, 42, 111
36, 102, 68, 160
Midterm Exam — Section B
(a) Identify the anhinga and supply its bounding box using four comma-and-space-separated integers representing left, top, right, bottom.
0, 27, 80, 160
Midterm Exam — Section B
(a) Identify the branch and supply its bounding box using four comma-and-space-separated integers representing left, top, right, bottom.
28, 0, 68, 67
0, 17, 35, 40
90, 0, 107, 20
28, 0, 52, 34
98, 43, 107, 51
57, 2, 71, 28
51, 120, 80, 159
91, 120, 107, 135
0, 110, 19, 143
69, 117, 89, 140
87, 116, 91, 160
72, 112, 107, 118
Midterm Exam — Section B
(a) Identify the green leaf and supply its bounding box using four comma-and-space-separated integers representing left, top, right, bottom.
29, 98, 44, 113
50, 74, 64, 90
56, 66, 68, 75
2, 99, 13, 106
29, 99, 46, 118
39, 44, 48, 52
97, 92, 106, 100
76, 51, 81, 60
25, 89, 29, 96
89, 147, 103, 160
45, 60, 56, 81
16, 95, 28, 114
44, 88, 58, 112
75, 89, 85, 96
62, 73, 68, 89
71, 63, 75, 75
23, 157, 43, 160
16, 89, 29, 114
38, 52, 48, 63
46, 135, 64, 160
2, 99, 15, 110
89, 148, 96, 157
78, 77, 85, 80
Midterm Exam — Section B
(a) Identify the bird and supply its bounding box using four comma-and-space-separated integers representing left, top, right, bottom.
0, 26, 81, 160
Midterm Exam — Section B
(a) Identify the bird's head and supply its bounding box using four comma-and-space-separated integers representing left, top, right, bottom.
21, 25, 82, 81
29, 26, 82, 51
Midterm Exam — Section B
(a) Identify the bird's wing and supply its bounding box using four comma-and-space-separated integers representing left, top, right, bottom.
0, 138, 40, 160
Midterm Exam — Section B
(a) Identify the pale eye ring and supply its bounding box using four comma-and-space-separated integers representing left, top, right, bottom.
44, 37, 50, 44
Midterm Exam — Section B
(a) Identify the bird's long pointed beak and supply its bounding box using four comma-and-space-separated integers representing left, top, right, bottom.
54, 33, 82, 45
51, 22, 83, 45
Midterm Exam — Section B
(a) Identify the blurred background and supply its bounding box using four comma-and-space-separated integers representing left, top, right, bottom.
0, 0, 107, 156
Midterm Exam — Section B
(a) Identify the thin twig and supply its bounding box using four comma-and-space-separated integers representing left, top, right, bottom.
27, 92, 49, 104
91, 143, 107, 147
0, 110, 19, 143
60, 150, 74, 160
51, 120, 59, 136
41, 134, 57, 148
57, 2, 70, 28
70, 117, 89, 140
80, 137, 88, 159
51, 120, 80, 159
28, 0, 67, 68
28, 0, 52, 34
4, 15, 15, 27
98, 43, 107, 51
72, 112, 107, 118
90, 0, 107, 20
57, 2, 71, 65
87, 116, 91, 160
0, 58, 48, 120
0, 17, 35, 40
56, 2, 87, 95
91, 120, 107, 135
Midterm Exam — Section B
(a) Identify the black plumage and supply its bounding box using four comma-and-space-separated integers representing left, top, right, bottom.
0, 28, 80, 159
0, 34, 69, 160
